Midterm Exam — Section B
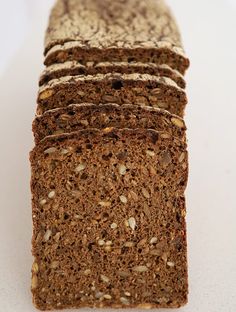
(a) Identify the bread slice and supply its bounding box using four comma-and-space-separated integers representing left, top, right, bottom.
44, 0, 189, 74
39, 62, 186, 88
30, 128, 188, 310
45, 41, 189, 75
37, 73, 187, 117
33, 103, 186, 144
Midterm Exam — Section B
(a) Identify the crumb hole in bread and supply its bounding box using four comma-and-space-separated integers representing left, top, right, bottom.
78, 68, 85, 75
86, 144, 93, 149
112, 80, 123, 90
68, 111, 75, 116
76, 147, 82, 154
176, 213, 181, 222
102, 212, 109, 219
102, 152, 113, 160
64, 213, 70, 220
128, 57, 135, 62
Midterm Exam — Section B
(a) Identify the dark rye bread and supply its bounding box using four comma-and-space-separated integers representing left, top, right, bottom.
39, 62, 186, 89
33, 103, 186, 144
37, 73, 187, 117
30, 128, 188, 310
45, 42, 189, 75
44, 0, 189, 74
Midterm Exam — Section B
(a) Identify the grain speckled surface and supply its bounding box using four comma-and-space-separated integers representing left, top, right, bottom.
45, 0, 182, 51
30, 128, 188, 310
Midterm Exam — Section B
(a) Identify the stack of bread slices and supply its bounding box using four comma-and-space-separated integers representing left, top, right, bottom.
30, 0, 189, 310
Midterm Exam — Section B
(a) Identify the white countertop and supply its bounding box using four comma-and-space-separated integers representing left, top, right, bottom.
0, 0, 235, 311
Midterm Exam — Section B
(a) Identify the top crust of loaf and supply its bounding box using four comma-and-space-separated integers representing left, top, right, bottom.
45, 0, 184, 53
44, 0, 189, 73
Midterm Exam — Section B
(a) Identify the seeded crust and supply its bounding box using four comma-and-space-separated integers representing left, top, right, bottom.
30, 128, 188, 310
33, 103, 186, 144
44, 0, 189, 74
39, 62, 186, 88
37, 73, 187, 117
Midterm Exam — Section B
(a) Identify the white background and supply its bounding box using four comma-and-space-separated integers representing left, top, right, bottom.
0, 0, 236, 311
